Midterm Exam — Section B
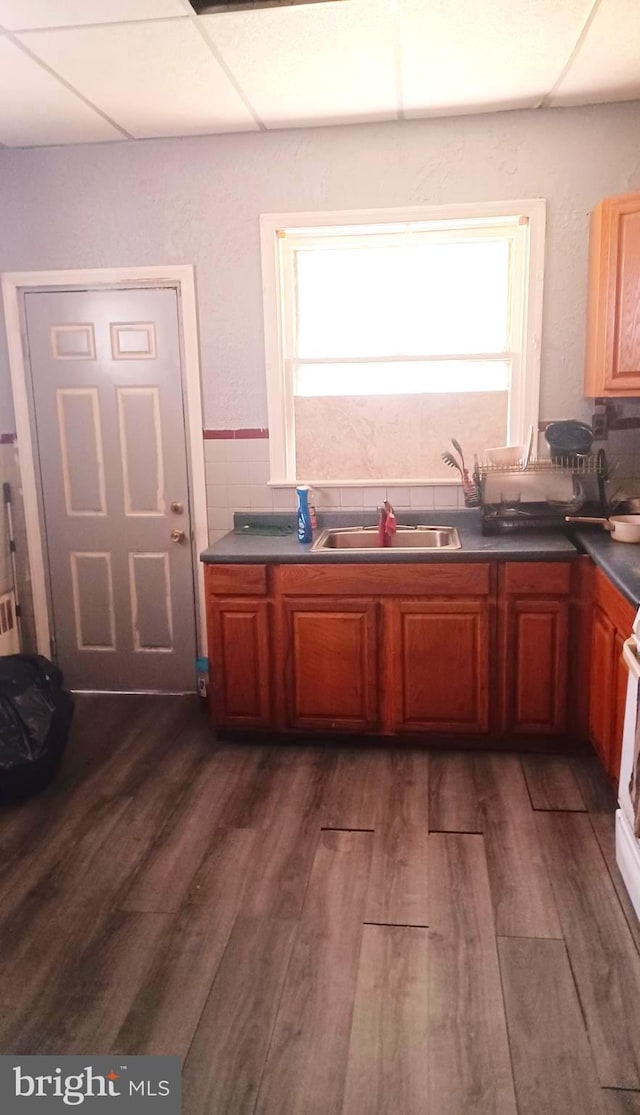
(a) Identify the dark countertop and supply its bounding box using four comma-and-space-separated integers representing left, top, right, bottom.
201, 510, 640, 609
201, 510, 578, 565
573, 528, 640, 607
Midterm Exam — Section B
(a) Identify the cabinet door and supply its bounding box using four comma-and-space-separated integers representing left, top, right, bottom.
208, 599, 271, 728
500, 598, 570, 735
585, 191, 640, 395
611, 631, 628, 782
588, 604, 615, 769
386, 599, 490, 734
282, 597, 378, 730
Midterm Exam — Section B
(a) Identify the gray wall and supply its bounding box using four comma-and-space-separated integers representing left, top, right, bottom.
1, 100, 640, 433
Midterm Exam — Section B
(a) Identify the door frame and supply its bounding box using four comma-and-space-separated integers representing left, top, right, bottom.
1, 265, 208, 669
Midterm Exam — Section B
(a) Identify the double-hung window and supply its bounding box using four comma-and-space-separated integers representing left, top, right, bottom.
260, 201, 545, 484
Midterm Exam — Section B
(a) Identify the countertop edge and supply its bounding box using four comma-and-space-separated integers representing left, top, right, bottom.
573, 529, 640, 607
201, 512, 578, 564
199, 545, 579, 565
200, 520, 640, 610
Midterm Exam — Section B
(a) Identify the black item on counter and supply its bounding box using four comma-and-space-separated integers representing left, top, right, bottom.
0, 654, 74, 801
544, 420, 594, 461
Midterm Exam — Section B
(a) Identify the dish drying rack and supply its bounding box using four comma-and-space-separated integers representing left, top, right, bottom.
474, 452, 608, 534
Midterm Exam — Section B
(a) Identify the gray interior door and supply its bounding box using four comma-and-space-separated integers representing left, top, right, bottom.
24, 287, 197, 691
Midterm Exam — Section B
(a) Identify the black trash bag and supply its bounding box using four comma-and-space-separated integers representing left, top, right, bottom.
0, 654, 74, 802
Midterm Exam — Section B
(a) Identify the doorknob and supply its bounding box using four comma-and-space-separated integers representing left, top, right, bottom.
170, 501, 184, 514
170, 529, 186, 543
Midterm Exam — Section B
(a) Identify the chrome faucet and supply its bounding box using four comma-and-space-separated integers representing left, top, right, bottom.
378, 500, 397, 547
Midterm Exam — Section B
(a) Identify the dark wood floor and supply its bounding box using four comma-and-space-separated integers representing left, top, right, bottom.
1, 696, 640, 1114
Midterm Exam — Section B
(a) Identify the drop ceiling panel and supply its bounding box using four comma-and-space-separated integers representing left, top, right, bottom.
18, 20, 258, 137
399, 0, 594, 115
202, 0, 397, 128
0, 0, 186, 31
549, 0, 640, 106
0, 37, 121, 146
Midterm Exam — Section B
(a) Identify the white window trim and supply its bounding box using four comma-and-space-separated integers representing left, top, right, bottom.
260, 199, 546, 486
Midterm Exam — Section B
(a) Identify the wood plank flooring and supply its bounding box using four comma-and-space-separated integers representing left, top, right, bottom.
0, 695, 639, 1114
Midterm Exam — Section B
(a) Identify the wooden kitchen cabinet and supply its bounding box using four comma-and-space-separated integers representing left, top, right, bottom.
385, 597, 490, 735
585, 190, 640, 396
204, 556, 635, 760
498, 563, 571, 736
276, 562, 492, 735
589, 604, 616, 767
612, 631, 629, 782
588, 568, 635, 778
280, 597, 378, 730
205, 564, 271, 729
204, 558, 598, 747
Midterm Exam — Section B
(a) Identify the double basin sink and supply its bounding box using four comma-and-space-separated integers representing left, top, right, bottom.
311, 525, 461, 552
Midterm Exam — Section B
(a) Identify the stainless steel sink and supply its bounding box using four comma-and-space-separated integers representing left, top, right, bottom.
311, 525, 461, 552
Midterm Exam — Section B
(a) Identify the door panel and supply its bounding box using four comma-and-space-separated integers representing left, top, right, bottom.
589, 605, 615, 769
612, 632, 628, 781
24, 288, 196, 691
117, 387, 165, 515
129, 553, 173, 652
502, 600, 569, 735
282, 598, 378, 730
387, 599, 490, 733
209, 599, 271, 727
57, 388, 106, 515
613, 207, 640, 383
70, 552, 115, 650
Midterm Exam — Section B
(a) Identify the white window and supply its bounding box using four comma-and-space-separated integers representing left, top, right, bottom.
260, 201, 545, 484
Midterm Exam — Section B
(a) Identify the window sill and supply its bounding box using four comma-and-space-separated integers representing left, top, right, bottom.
267, 478, 462, 488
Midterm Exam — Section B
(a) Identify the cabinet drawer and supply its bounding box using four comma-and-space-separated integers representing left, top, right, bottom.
503, 562, 572, 596
205, 563, 267, 597
276, 562, 491, 597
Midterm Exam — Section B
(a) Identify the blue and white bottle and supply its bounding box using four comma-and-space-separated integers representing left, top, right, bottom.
296, 485, 313, 543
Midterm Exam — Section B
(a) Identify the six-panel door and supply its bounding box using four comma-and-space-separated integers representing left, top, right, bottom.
24, 287, 197, 691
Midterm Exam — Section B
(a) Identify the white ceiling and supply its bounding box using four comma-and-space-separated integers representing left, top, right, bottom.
0, 0, 638, 147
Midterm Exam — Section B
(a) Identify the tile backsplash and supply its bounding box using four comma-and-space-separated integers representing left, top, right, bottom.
205, 434, 463, 547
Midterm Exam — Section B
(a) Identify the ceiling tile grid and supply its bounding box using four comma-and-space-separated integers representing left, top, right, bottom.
0, 0, 637, 147
201, 0, 398, 128
0, 0, 188, 31
17, 18, 259, 138
0, 36, 122, 146
549, 0, 640, 105
398, 0, 596, 116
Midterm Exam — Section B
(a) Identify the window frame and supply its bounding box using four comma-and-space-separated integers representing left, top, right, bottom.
260, 200, 546, 485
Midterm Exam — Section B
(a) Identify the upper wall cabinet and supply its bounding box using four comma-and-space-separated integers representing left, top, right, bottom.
585, 191, 640, 396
